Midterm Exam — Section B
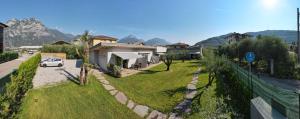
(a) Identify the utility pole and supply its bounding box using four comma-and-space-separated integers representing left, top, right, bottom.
297, 8, 300, 64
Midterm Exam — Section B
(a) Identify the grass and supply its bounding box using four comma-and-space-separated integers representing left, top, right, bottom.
18, 75, 141, 119
188, 69, 232, 119
105, 60, 199, 113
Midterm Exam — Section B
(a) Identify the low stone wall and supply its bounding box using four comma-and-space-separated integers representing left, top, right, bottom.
41, 53, 66, 59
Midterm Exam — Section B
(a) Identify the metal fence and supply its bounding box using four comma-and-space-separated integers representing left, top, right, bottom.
229, 62, 299, 119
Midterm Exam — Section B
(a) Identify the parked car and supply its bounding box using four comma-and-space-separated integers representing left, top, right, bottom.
40, 58, 64, 67
28, 50, 34, 54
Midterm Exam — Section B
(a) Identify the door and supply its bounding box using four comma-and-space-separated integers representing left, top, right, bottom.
123, 60, 128, 68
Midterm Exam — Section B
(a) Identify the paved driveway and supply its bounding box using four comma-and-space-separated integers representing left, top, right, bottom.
0, 54, 33, 79
32, 60, 82, 88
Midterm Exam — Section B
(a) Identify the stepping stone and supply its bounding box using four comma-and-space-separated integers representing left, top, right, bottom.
102, 84, 115, 91
100, 79, 109, 85
109, 90, 118, 96
147, 110, 167, 119
115, 92, 128, 105
147, 110, 160, 119
133, 105, 149, 118
168, 113, 182, 119
190, 80, 198, 85
127, 100, 135, 109
185, 90, 197, 99
187, 84, 196, 90
193, 77, 198, 81
184, 108, 192, 114
174, 99, 191, 111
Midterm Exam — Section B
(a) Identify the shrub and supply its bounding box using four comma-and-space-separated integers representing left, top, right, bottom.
0, 52, 18, 64
0, 53, 41, 118
107, 64, 122, 78
41, 44, 83, 59
294, 65, 300, 80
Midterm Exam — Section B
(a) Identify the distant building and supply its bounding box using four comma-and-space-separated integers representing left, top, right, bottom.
225, 32, 252, 44
0, 22, 8, 53
51, 40, 71, 45
167, 42, 202, 59
166, 42, 190, 49
89, 35, 118, 47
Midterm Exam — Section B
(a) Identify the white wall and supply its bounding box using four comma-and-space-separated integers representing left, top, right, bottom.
90, 47, 155, 71
156, 46, 167, 53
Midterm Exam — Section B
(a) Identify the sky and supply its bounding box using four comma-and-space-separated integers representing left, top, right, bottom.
0, 0, 299, 45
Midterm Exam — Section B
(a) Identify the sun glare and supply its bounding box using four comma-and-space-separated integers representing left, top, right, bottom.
262, 0, 278, 9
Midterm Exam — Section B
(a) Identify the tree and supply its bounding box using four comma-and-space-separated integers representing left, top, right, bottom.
203, 49, 229, 87
237, 38, 254, 61
76, 31, 91, 85
180, 49, 188, 62
162, 51, 175, 71
254, 36, 292, 76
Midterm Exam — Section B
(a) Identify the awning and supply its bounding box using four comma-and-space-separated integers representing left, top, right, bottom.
189, 52, 201, 55
113, 53, 143, 60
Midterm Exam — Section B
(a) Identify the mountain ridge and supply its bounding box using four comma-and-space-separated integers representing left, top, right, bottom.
4, 18, 75, 47
194, 30, 298, 47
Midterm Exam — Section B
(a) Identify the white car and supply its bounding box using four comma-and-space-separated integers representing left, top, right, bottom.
40, 58, 64, 67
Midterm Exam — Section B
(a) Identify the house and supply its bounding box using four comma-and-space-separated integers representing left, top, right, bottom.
89, 35, 117, 46
166, 42, 189, 49
0, 22, 8, 53
51, 40, 71, 45
166, 42, 203, 59
89, 35, 166, 71
225, 32, 252, 44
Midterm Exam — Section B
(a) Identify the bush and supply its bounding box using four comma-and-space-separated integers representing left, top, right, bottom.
294, 65, 300, 80
41, 44, 83, 59
0, 53, 41, 118
107, 64, 122, 78
0, 52, 18, 64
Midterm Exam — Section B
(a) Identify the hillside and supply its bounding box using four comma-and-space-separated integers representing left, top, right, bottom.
118, 35, 143, 44
194, 30, 298, 47
144, 38, 171, 46
4, 18, 74, 47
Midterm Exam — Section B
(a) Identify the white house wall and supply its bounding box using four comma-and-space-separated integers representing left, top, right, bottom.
90, 47, 156, 71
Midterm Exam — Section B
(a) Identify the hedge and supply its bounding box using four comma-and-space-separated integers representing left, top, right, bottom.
0, 53, 41, 118
41, 44, 83, 59
0, 52, 18, 64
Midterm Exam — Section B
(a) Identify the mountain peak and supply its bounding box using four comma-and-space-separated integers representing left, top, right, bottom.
4, 18, 74, 47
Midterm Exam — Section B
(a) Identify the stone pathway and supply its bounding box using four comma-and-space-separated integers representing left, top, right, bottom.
91, 69, 167, 119
91, 67, 201, 119
169, 68, 201, 119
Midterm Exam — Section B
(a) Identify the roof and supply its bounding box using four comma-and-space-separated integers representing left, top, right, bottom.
0, 22, 8, 28
92, 35, 117, 41
113, 53, 143, 59
51, 41, 71, 45
90, 42, 156, 50
167, 42, 189, 46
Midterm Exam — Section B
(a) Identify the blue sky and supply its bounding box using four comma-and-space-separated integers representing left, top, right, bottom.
0, 0, 299, 45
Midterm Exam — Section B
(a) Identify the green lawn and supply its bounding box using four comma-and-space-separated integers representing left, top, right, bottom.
18, 75, 141, 119
105, 60, 199, 113
188, 70, 232, 119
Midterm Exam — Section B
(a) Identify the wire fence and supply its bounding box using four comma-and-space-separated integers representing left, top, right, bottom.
229, 61, 299, 119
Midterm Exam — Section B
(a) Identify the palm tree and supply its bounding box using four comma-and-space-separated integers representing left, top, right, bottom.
76, 31, 91, 85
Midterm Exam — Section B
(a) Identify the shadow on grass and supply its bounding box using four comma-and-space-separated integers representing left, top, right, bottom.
162, 87, 186, 97
139, 70, 164, 74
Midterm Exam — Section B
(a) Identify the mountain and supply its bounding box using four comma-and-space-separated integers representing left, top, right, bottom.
144, 38, 171, 46
4, 18, 75, 47
118, 35, 143, 44
194, 30, 298, 47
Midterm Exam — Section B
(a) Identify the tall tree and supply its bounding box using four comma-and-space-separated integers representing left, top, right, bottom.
76, 31, 91, 85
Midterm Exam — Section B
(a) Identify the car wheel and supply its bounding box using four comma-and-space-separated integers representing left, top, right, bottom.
58, 63, 63, 67
43, 64, 47, 67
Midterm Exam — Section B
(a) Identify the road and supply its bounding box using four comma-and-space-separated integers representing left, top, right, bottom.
0, 54, 33, 79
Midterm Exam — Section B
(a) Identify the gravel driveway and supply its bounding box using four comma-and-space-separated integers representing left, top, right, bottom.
32, 59, 82, 88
